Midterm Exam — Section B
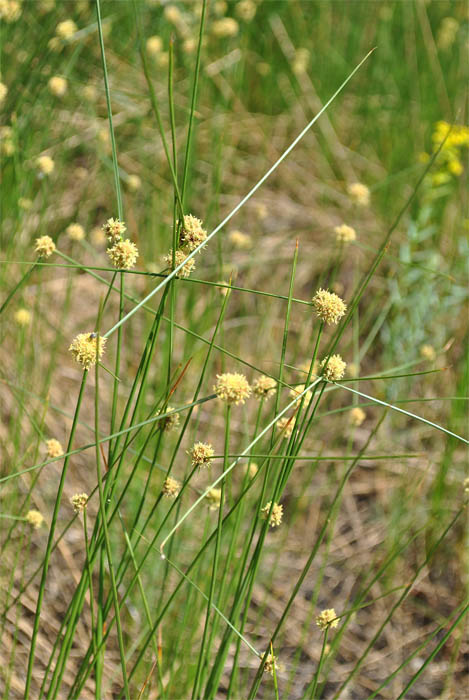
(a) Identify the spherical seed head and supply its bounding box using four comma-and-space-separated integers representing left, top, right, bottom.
214, 372, 251, 405
243, 462, 258, 478
316, 608, 339, 631
263, 653, 279, 675
34, 235, 56, 258
320, 355, 347, 382
312, 289, 347, 325
420, 344, 436, 362
56, 19, 77, 39
206, 488, 223, 510
289, 384, 312, 404
146, 35, 163, 56
0, 82, 8, 102
48, 75, 67, 96
464, 477, 469, 494
26, 509, 44, 529
107, 239, 139, 270
180, 214, 207, 251
102, 217, 126, 243
261, 501, 283, 528
66, 223, 85, 241
46, 438, 64, 458
334, 223, 356, 244
164, 249, 196, 278
70, 492, 88, 513
158, 406, 180, 432
127, 174, 141, 191
347, 182, 370, 206
229, 230, 252, 249
349, 407, 366, 427
69, 332, 106, 370
36, 155, 54, 175
162, 476, 180, 499
14, 308, 31, 326
277, 416, 294, 439
252, 375, 277, 400
235, 0, 257, 21
189, 442, 214, 468
211, 17, 239, 37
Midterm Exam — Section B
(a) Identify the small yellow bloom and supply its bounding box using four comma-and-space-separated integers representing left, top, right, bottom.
164, 249, 195, 278
102, 217, 126, 243
127, 174, 141, 191
48, 76, 68, 97
46, 438, 64, 459
0, 82, 8, 103
70, 493, 88, 513
235, 0, 256, 22
276, 416, 294, 439
334, 223, 356, 244
56, 19, 77, 40
252, 375, 277, 400
66, 223, 85, 241
158, 406, 180, 432
214, 372, 251, 405
69, 332, 106, 370
0, 0, 21, 22
180, 214, 207, 251
205, 487, 223, 510
35, 235, 56, 257
261, 501, 283, 528
320, 354, 347, 381
316, 608, 339, 631
289, 384, 313, 405
420, 344, 436, 362
211, 17, 239, 38
312, 288, 347, 325
229, 230, 252, 249
162, 476, 180, 499
26, 510, 44, 529
263, 653, 279, 675
188, 442, 214, 469
107, 239, 139, 269
82, 83, 98, 101
243, 462, 258, 478
349, 407, 366, 427
448, 159, 463, 176
146, 35, 163, 56
36, 155, 55, 175
347, 182, 370, 206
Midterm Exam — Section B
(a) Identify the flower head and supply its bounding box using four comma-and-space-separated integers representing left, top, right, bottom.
0, 82, 8, 103
46, 438, 64, 458
349, 407, 366, 427
320, 355, 347, 382
243, 462, 258, 478
229, 230, 252, 249
36, 155, 55, 175
235, 0, 256, 21
276, 416, 294, 439
48, 76, 67, 97
162, 476, 180, 499
158, 406, 180, 432
35, 235, 56, 258
26, 509, 44, 529
316, 608, 339, 631
214, 372, 251, 405
56, 19, 77, 40
312, 289, 347, 325
127, 174, 141, 191
14, 308, 31, 326
212, 17, 239, 37
107, 239, 139, 269
69, 332, 106, 370
70, 493, 88, 513
146, 35, 163, 56
189, 442, 214, 469
66, 223, 85, 241
464, 477, 469, 494
252, 375, 277, 400
102, 217, 126, 243
347, 182, 370, 206
205, 487, 223, 510
334, 224, 356, 244
263, 653, 279, 675
289, 384, 312, 405
180, 214, 207, 251
261, 501, 283, 528
420, 344, 436, 362
164, 249, 195, 278
0, 1, 21, 23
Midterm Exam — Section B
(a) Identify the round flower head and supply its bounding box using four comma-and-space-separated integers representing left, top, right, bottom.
212, 17, 239, 37
289, 384, 312, 405
46, 438, 64, 458
320, 355, 346, 382
102, 217, 126, 243
349, 407, 366, 427
36, 155, 54, 175
14, 308, 31, 326
189, 442, 214, 469
48, 76, 67, 97
261, 501, 283, 528
158, 406, 180, 432
66, 223, 85, 241
164, 249, 195, 278
316, 608, 339, 631
334, 223, 356, 244
35, 235, 56, 258
214, 372, 251, 405
56, 19, 77, 39
464, 477, 469, 494
162, 476, 180, 499
312, 289, 347, 325
252, 375, 277, 400
1, 0, 21, 22
70, 493, 88, 513
206, 487, 223, 510
180, 214, 207, 251
263, 653, 279, 676
243, 462, 258, 478
420, 344, 436, 362
107, 239, 139, 270
0, 82, 8, 103
26, 509, 44, 529
127, 174, 141, 191
229, 230, 252, 249
347, 182, 370, 206
146, 35, 163, 56
276, 416, 294, 439
69, 332, 106, 370
235, 0, 256, 21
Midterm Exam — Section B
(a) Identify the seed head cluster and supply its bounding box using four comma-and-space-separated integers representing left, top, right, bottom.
158, 406, 180, 432
35, 235, 56, 258
108, 239, 139, 270
70, 493, 88, 513
348, 182, 370, 206
252, 375, 277, 400
289, 384, 312, 405
263, 653, 279, 675
277, 416, 294, 439
164, 249, 196, 278
189, 442, 214, 469
69, 332, 106, 370
316, 608, 339, 631
162, 476, 180, 499
261, 501, 283, 528
102, 217, 126, 243
46, 438, 64, 458
206, 488, 223, 510
14, 309, 31, 326
214, 372, 251, 405
180, 214, 207, 251
36, 155, 54, 175
312, 289, 347, 325
334, 223, 356, 244
66, 223, 85, 241
349, 407, 366, 427
48, 76, 67, 97
320, 354, 347, 382
26, 509, 44, 529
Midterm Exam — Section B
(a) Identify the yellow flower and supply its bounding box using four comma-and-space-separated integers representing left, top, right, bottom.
91, 227, 106, 246
229, 230, 252, 249
243, 462, 258, 478
420, 344, 436, 362
320, 354, 347, 381
36, 155, 55, 175
82, 83, 97, 101
261, 501, 283, 528
316, 608, 339, 631
252, 375, 277, 400
334, 223, 356, 244
48, 76, 68, 97
66, 223, 85, 241
46, 438, 64, 458
448, 159, 463, 176
349, 407, 366, 427
146, 35, 163, 56
56, 19, 77, 40
69, 332, 106, 370
214, 372, 251, 405
26, 510, 44, 529
312, 288, 347, 325
235, 0, 256, 22
211, 17, 239, 37
164, 249, 195, 278
289, 384, 313, 405
14, 308, 31, 326
276, 416, 294, 439
205, 487, 223, 510
180, 214, 207, 251
188, 442, 214, 469
347, 182, 370, 206
0, 0, 21, 22
0, 82, 8, 103
263, 653, 279, 675
127, 174, 141, 191
102, 217, 126, 243
107, 239, 139, 269
162, 476, 180, 499
158, 406, 180, 432
35, 235, 56, 257
70, 493, 88, 513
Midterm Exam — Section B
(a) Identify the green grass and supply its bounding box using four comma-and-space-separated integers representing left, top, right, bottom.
1, 1, 468, 699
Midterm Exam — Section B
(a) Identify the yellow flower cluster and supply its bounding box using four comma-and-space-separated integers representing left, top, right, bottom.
261, 501, 283, 528
205, 487, 223, 510
252, 375, 277, 400
312, 289, 347, 325
316, 608, 339, 631
428, 121, 469, 182
46, 438, 64, 458
334, 223, 356, 244
14, 309, 31, 327
103, 217, 139, 270
214, 372, 251, 405
162, 476, 180, 499
69, 332, 106, 370
35, 235, 56, 258
158, 406, 180, 432
26, 510, 44, 529
188, 442, 214, 469
180, 214, 207, 251
320, 354, 347, 381
70, 493, 88, 513
164, 248, 196, 278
